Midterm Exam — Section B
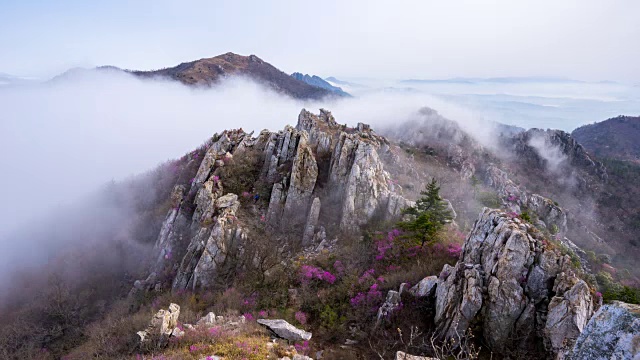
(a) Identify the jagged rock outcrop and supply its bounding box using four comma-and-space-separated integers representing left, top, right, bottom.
137, 130, 250, 290
503, 129, 608, 197
262, 109, 411, 234
567, 301, 640, 360
267, 130, 319, 227
173, 193, 244, 290
137, 303, 182, 343
338, 136, 399, 230
257, 319, 312, 341
135, 109, 411, 292
434, 208, 594, 358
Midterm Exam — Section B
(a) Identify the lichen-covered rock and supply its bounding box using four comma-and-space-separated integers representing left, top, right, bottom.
191, 175, 224, 226
173, 193, 244, 290
281, 133, 318, 226
340, 140, 398, 230
137, 303, 181, 343
544, 272, 593, 356
434, 208, 594, 357
376, 290, 401, 327
257, 319, 312, 341
568, 301, 640, 360
485, 164, 524, 201
296, 108, 339, 156
292, 355, 313, 360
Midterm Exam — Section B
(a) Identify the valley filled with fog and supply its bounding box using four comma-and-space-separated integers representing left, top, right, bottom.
1, 70, 638, 286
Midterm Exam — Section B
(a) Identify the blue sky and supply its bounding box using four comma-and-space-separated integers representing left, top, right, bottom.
1, 0, 639, 81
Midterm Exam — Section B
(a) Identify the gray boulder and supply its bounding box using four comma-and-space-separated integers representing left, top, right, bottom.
197, 312, 216, 326
409, 276, 438, 298
376, 290, 401, 328
257, 319, 312, 341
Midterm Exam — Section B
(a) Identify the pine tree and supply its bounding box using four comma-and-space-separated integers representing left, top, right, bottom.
399, 178, 453, 246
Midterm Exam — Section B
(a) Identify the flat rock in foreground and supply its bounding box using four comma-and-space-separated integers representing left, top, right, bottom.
257, 319, 312, 341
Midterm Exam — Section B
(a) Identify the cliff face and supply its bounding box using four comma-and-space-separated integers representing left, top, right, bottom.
434, 208, 594, 358
138, 109, 411, 291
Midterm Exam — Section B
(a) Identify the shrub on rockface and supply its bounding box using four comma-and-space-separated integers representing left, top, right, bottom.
596, 270, 640, 304
477, 190, 501, 208
215, 148, 263, 198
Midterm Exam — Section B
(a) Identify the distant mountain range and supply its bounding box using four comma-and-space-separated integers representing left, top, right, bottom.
572, 115, 640, 163
290, 72, 350, 97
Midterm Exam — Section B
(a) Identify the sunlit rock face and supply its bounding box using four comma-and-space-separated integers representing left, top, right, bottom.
434, 208, 594, 358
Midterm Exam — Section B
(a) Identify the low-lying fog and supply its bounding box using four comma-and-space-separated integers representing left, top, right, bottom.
0, 70, 637, 290
329, 76, 640, 131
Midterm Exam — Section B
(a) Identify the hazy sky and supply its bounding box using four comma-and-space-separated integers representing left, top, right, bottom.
1, 0, 639, 81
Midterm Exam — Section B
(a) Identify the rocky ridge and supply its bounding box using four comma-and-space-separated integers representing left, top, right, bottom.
135, 109, 412, 292
126, 108, 640, 359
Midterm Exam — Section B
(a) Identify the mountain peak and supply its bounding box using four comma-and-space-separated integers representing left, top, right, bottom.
129, 52, 334, 100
